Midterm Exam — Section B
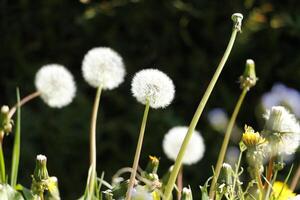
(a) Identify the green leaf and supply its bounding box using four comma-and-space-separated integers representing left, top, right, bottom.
10, 88, 21, 188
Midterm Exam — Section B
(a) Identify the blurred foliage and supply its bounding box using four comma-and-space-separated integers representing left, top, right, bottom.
1, 0, 300, 199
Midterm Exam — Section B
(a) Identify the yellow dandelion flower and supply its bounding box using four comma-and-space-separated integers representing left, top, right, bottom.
272, 181, 295, 200
242, 125, 265, 147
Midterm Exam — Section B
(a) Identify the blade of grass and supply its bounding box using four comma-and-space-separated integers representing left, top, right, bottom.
10, 88, 21, 188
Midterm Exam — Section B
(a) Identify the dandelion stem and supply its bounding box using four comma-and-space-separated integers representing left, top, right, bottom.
209, 88, 248, 199
264, 170, 278, 200
265, 156, 275, 188
177, 166, 183, 200
88, 86, 102, 198
0, 142, 6, 183
8, 91, 40, 119
232, 149, 244, 197
125, 100, 150, 200
163, 14, 242, 199
290, 164, 300, 191
256, 169, 264, 200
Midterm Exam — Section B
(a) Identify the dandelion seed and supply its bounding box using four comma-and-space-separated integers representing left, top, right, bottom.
207, 108, 228, 131
82, 47, 126, 89
131, 69, 175, 109
162, 126, 205, 165
35, 64, 76, 108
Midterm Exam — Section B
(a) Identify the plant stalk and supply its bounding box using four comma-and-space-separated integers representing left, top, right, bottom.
0, 142, 5, 183
125, 101, 150, 200
209, 88, 248, 199
177, 166, 183, 200
163, 22, 241, 200
290, 164, 300, 191
10, 89, 21, 188
88, 86, 102, 198
8, 91, 40, 119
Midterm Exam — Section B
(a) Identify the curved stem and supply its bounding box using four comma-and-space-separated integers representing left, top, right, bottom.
125, 101, 150, 200
209, 88, 248, 199
264, 170, 278, 200
88, 86, 102, 198
8, 91, 40, 119
290, 164, 300, 191
163, 27, 239, 200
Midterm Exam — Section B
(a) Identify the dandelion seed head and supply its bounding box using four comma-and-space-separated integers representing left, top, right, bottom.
35, 64, 76, 108
263, 106, 300, 155
261, 83, 300, 118
207, 108, 228, 131
162, 126, 205, 165
82, 47, 126, 89
131, 69, 175, 109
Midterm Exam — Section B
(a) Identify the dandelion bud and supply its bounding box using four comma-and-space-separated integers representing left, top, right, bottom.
239, 59, 258, 90
1, 106, 9, 114
131, 69, 175, 109
33, 154, 49, 182
82, 47, 126, 90
181, 187, 193, 200
242, 125, 264, 147
35, 64, 76, 108
145, 156, 159, 175
163, 126, 205, 165
217, 163, 233, 186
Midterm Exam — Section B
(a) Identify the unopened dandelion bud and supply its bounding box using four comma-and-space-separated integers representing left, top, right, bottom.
1, 106, 9, 114
239, 59, 258, 90
181, 187, 193, 200
217, 163, 233, 186
34, 154, 49, 182
145, 156, 159, 175
231, 13, 243, 32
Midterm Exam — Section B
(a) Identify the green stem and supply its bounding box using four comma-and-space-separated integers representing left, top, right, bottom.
88, 86, 102, 199
125, 101, 150, 200
231, 149, 244, 199
209, 88, 248, 199
0, 142, 6, 183
256, 169, 264, 200
10, 89, 21, 188
264, 170, 278, 200
163, 27, 240, 200
290, 164, 300, 191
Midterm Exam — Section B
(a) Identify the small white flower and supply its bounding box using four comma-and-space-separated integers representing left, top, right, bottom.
261, 83, 300, 118
131, 69, 175, 109
263, 106, 300, 155
289, 195, 300, 200
162, 126, 205, 165
35, 64, 76, 108
82, 47, 126, 89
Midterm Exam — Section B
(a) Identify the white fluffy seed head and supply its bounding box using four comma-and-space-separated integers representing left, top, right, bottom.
264, 106, 300, 155
162, 126, 205, 165
131, 69, 175, 109
82, 47, 126, 90
35, 64, 76, 108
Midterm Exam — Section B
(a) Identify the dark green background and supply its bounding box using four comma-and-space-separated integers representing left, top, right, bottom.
1, 0, 300, 199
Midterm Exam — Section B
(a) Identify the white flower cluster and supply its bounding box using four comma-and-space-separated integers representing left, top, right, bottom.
131, 69, 175, 109
264, 106, 300, 155
82, 47, 126, 90
162, 126, 205, 165
35, 64, 76, 108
